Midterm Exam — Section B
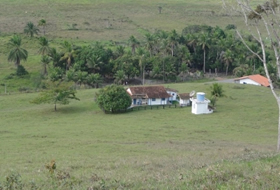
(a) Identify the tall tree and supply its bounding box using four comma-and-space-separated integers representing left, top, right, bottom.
128, 35, 139, 55
222, 0, 280, 150
38, 36, 51, 56
198, 32, 211, 73
7, 35, 28, 68
41, 55, 51, 76
222, 49, 234, 76
168, 30, 179, 57
60, 41, 75, 70
24, 22, 39, 37
137, 47, 147, 85
38, 19, 47, 35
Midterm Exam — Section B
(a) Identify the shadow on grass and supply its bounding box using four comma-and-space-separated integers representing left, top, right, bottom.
53, 105, 92, 114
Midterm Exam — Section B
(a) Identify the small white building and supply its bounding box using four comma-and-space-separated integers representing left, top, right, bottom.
234, 74, 269, 87
165, 88, 178, 103
178, 93, 192, 106
191, 92, 213, 115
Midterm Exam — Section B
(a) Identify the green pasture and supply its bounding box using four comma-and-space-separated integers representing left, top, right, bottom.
0, 82, 278, 188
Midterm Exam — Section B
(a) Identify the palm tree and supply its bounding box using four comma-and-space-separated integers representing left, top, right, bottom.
60, 41, 75, 70
87, 73, 102, 88
144, 33, 155, 57
87, 55, 102, 73
38, 37, 51, 56
137, 47, 147, 85
114, 70, 126, 85
24, 22, 39, 37
168, 30, 179, 57
38, 19, 47, 35
114, 45, 125, 58
128, 35, 139, 55
198, 32, 211, 73
41, 55, 51, 75
7, 35, 28, 68
49, 47, 61, 67
222, 49, 234, 76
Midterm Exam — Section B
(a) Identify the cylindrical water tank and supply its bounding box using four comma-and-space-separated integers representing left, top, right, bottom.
197, 92, 205, 101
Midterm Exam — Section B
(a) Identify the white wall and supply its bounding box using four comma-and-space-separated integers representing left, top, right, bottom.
149, 98, 168, 105
239, 78, 260, 86
191, 99, 213, 114
180, 99, 190, 105
167, 91, 177, 101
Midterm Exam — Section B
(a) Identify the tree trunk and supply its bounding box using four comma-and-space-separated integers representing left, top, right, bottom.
54, 103, 57, 111
277, 98, 280, 152
203, 49, 206, 73
143, 66, 145, 85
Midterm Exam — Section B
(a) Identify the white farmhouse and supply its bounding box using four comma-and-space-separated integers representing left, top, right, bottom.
191, 92, 213, 115
234, 74, 269, 87
126, 86, 171, 106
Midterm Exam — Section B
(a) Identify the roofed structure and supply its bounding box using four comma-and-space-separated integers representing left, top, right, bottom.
178, 93, 191, 100
234, 74, 269, 87
127, 86, 171, 98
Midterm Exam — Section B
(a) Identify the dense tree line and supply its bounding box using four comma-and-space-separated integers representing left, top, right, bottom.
8, 22, 279, 87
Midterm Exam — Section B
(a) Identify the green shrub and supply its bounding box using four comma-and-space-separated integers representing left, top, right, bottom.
16, 65, 28, 76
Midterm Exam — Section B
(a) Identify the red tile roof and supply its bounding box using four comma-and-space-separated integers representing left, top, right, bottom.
127, 86, 171, 98
234, 74, 270, 87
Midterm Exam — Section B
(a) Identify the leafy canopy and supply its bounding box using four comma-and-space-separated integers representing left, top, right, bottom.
95, 84, 131, 113
31, 81, 79, 111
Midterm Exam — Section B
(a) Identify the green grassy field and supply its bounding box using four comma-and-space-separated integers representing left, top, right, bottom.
1, 0, 279, 189
0, 82, 279, 189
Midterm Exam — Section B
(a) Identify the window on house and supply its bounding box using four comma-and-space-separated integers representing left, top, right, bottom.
152, 98, 156, 101
162, 98, 165, 101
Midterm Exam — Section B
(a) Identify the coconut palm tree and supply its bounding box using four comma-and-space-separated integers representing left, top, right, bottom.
38, 36, 51, 56
7, 35, 28, 68
128, 35, 139, 55
41, 55, 51, 75
49, 47, 61, 67
168, 30, 179, 57
114, 70, 126, 85
136, 47, 147, 85
38, 19, 47, 35
87, 55, 102, 73
198, 32, 211, 73
24, 22, 39, 37
60, 41, 75, 70
222, 49, 234, 76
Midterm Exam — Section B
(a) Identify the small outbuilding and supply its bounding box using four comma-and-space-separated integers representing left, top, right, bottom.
178, 93, 192, 106
165, 88, 178, 103
191, 92, 213, 115
234, 74, 269, 87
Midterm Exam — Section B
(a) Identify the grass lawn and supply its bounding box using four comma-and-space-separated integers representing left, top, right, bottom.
0, 82, 278, 189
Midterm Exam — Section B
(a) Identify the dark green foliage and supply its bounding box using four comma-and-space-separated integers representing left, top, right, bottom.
182, 25, 213, 35
7, 35, 28, 68
23, 22, 39, 37
209, 83, 225, 107
16, 65, 28, 76
225, 24, 236, 30
95, 84, 131, 113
